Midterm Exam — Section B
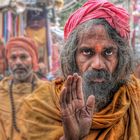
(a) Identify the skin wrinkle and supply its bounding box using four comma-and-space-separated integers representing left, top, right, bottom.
61, 18, 134, 112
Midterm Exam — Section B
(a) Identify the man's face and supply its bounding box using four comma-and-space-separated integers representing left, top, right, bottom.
8, 47, 33, 83
76, 24, 118, 112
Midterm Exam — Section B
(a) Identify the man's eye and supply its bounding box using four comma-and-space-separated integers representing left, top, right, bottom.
10, 56, 16, 60
20, 55, 27, 60
81, 49, 93, 56
104, 49, 113, 56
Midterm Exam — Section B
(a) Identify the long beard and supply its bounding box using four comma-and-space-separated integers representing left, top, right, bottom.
82, 70, 121, 112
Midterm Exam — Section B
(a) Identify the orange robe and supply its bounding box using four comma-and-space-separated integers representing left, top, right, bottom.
0, 75, 49, 140
20, 75, 140, 140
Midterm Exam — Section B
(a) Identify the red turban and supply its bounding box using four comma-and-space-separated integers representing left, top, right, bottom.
6, 36, 39, 71
64, 0, 130, 40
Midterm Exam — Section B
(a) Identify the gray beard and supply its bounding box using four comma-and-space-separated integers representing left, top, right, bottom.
82, 70, 121, 112
12, 69, 33, 83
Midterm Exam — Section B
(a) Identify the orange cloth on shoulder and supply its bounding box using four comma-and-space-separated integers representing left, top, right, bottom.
20, 76, 140, 140
0, 75, 48, 140
0, 117, 7, 140
85, 75, 140, 139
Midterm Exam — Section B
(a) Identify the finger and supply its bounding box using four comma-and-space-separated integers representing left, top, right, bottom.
86, 95, 95, 116
60, 87, 67, 109
71, 73, 78, 100
65, 76, 73, 104
76, 75, 84, 104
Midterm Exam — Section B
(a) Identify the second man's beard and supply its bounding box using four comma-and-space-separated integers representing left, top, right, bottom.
82, 69, 121, 112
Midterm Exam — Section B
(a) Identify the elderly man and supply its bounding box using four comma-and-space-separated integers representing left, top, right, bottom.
0, 36, 50, 140
20, 0, 140, 139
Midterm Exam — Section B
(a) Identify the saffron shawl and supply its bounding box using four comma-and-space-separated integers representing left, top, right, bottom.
20, 76, 140, 139
0, 75, 48, 140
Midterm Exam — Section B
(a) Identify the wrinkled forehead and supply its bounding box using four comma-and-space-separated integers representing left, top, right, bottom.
78, 24, 112, 44
9, 47, 31, 56
78, 24, 116, 45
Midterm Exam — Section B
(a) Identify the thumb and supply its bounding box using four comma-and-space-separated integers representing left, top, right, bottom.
86, 95, 95, 116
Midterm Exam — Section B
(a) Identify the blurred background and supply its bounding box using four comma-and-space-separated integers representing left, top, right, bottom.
0, 0, 139, 80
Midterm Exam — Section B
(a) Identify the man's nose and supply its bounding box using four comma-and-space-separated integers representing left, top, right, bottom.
15, 58, 22, 65
90, 55, 105, 70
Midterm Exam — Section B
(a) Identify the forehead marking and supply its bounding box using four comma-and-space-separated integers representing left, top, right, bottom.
94, 44, 102, 52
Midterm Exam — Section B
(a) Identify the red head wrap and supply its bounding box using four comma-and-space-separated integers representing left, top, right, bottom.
6, 36, 39, 71
64, 0, 130, 40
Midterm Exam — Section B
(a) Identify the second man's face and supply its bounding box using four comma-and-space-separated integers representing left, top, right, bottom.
8, 47, 33, 83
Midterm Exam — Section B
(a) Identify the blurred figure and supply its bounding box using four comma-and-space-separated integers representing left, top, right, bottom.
0, 36, 49, 140
36, 62, 48, 80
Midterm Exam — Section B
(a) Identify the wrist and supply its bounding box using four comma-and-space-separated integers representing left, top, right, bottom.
60, 135, 80, 140
59, 136, 65, 140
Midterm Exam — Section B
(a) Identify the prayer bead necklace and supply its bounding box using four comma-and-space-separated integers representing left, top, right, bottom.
8, 75, 36, 134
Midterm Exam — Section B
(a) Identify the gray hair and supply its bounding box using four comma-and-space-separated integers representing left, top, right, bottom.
133, 47, 140, 66
60, 18, 134, 82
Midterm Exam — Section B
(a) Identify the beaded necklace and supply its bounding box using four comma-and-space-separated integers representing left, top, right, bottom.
8, 75, 36, 137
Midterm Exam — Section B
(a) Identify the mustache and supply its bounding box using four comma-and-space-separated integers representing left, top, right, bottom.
13, 66, 27, 72
83, 69, 112, 82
